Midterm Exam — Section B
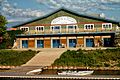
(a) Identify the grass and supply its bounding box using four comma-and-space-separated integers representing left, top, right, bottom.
52, 48, 120, 67
0, 49, 38, 66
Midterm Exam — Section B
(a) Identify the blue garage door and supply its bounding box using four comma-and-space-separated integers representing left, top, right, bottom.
86, 38, 94, 47
69, 39, 76, 48
52, 39, 60, 48
37, 40, 44, 48
22, 40, 28, 48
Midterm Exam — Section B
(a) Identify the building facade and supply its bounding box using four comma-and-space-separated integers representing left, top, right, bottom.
13, 8, 120, 49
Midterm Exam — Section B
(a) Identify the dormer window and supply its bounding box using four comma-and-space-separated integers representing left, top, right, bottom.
20, 27, 29, 32
102, 23, 112, 29
35, 26, 44, 32
84, 24, 94, 30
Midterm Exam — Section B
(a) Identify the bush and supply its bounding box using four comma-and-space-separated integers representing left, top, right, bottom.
52, 48, 120, 67
0, 50, 37, 66
104, 63, 110, 67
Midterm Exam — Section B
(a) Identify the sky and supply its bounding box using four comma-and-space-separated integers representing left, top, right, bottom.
0, 0, 120, 27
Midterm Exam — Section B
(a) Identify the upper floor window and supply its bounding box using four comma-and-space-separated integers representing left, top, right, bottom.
102, 23, 112, 29
35, 26, 44, 32
51, 26, 61, 33
84, 24, 94, 30
67, 25, 77, 29
67, 25, 77, 33
20, 27, 29, 32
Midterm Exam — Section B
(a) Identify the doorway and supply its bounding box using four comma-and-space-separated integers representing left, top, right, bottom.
86, 38, 94, 47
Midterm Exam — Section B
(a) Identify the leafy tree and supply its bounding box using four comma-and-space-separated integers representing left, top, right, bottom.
0, 15, 23, 49
7, 30, 23, 48
0, 15, 8, 49
0, 15, 7, 35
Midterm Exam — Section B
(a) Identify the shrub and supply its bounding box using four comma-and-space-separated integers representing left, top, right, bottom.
52, 48, 120, 67
0, 50, 37, 66
104, 63, 110, 67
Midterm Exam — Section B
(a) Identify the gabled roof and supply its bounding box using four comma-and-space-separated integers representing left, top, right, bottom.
12, 7, 120, 28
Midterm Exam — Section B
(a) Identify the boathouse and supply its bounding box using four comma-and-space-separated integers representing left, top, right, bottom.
12, 8, 120, 48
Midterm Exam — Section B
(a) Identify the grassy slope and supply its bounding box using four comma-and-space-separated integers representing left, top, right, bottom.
0, 50, 38, 66
52, 48, 120, 67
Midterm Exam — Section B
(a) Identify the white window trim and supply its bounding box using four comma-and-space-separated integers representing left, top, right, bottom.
20, 27, 29, 32
66, 25, 78, 32
35, 26, 44, 32
102, 23, 112, 29
84, 24, 94, 30
50, 25, 61, 33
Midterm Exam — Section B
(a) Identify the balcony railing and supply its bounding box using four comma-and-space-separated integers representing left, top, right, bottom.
18, 27, 116, 36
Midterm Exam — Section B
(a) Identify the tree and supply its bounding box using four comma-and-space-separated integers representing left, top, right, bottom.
0, 15, 8, 49
0, 15, 7, 35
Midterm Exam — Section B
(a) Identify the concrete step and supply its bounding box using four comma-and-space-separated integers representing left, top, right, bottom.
22, 48, 67, 66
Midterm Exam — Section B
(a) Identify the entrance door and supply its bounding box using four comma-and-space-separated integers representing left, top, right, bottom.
52, 39, 60, 48
104, 38, 111, 47
37, 40, 44, 48
86, 38, 94, 47
69, 39, 76, 48
22, 40, 28, 48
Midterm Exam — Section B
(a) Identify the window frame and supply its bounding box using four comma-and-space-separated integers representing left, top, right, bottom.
50, 25, 61, 33
20, 27, 29, 32
66, 25, 78, 33
35, 26, 44, 32
84, 24, 94, 30
102, 23, 112, 29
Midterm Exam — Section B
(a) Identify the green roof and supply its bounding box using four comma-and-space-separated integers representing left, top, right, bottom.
12, 7, 120, 28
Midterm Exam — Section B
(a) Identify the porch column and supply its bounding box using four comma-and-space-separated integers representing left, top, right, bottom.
84, 36, 86, 47
76, 36, 78, 48
66, 36, 69, 48
50, 37, 52, 48
35, 38, 37, 48
20, 40, 22, 49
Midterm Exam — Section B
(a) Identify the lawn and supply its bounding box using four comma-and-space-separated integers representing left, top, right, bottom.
52, 48, 120, 67
0, 49, 38, 66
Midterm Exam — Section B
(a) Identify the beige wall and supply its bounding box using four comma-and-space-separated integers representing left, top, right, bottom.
16, 35, 112, 49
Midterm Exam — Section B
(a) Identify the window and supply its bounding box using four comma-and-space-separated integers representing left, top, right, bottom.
20, 27, 29, 32
51, 26, 61, 33
102, 23, 112, 29
35, 26, 44, 32
67, 25, 77, 33
67, 25, 77, 29
84, 24, 94, 30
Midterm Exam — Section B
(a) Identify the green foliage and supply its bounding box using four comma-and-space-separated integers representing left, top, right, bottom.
7, 30, 23, 48
52, 48, 120, 67
0, 50, 37, 66
0, 33, 10, 49
0, 15, 8, 49
0, 15, 7, 35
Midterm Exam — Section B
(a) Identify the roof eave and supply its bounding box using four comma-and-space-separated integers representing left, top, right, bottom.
12, 7, 120, 28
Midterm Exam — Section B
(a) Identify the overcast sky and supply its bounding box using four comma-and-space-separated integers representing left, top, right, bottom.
1, 0, 120, 27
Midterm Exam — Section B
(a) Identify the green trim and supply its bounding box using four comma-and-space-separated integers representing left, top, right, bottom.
12, 7, 120, 28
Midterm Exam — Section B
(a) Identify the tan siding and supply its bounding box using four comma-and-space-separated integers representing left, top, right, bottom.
60, 39, 67, 48
28, 40, 35, 48
16, 39, 19, 48
44, 39, 51, 48
78, 38, 84, 44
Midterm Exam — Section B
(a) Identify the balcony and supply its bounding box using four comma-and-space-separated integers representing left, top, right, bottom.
17, 27, 116, 37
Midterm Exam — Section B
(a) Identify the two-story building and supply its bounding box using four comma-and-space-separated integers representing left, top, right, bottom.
12, 8, 120, 49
